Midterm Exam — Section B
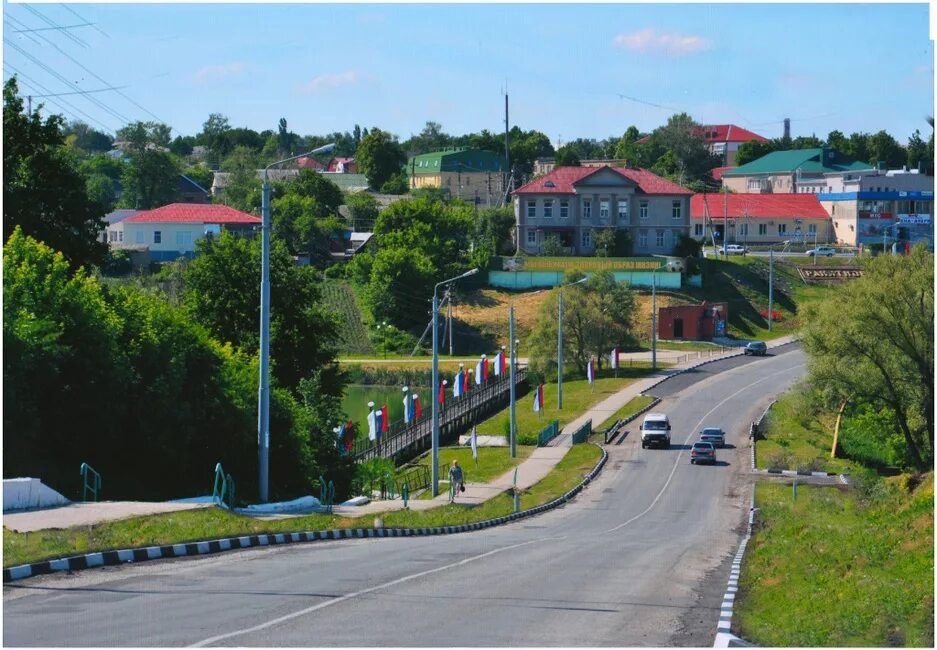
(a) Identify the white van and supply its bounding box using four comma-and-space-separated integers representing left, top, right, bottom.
640, 412, 671, 449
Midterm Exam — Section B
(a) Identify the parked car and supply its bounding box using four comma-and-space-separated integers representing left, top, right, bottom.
699, 427, 726, 448
690, 441, 717, 465
722, 244, 747, 255
805, 246, 836, 257
744, 341, 767, 356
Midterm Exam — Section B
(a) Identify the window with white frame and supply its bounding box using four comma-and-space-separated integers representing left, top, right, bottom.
526, 229, 537, 245
600, 200, 610, 220
581, 229, 592, 248
656, 230, 665, 247
808, 224, 817, 235
694, 223, 703, 236
527, 201, 536, 219
560, 200, 569, 219
617, 199, 628, 220
638, 230, 648, 249
118, 231, 123, 242
544, 200, 553, 219
582, 200, 591, 220
672, 201, 682, 220
758, 223, 767, 236
777, 223, 787, 235
739, 223, 748, 236
640, 201, 649, 219
109, 231, 117, 242
154, 231, 162, 244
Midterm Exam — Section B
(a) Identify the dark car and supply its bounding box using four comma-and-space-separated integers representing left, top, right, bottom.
744, 341, 767, 356
690, 441, 717, 465
699, 427, 726, 448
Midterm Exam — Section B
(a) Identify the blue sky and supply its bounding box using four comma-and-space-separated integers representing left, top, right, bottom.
3, 3, 934, 147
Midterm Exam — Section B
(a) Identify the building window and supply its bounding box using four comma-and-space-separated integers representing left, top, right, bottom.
808, 224, 817, 235
582, 200, 591, 220
527, 201, 536, 219
109, 231, 117, 242
656, 230, 665, 247
600, 200, 610, 220
617, 199, 628, 220
154, 231, 162, 244
544, 200, 553, 219
527, 229, 537, 245
758, 224, 767, 236
640, 201, 649, 219
672, 201, 682, 220
778, 224, 787, 235
694, 223, 703, 236
118, 231, 123, 242
739, 223, 748, 236
560, 200, 569, 219
582, 230, 592, 248
176, 231, 193, 246
638, 230, 648, 249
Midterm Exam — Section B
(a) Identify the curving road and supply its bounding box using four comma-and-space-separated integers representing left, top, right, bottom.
4, 346, 806, 647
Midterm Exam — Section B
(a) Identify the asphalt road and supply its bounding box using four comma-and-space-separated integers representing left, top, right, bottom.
4, 348, 807, 647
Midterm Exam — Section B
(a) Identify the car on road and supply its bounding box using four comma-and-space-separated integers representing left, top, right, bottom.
805, 246, 837, 257
699, 427, 725, 448
722, 244, 747, 255
744, 341, 767, 356
640, 412, 671, 449
690, 441, 717, 464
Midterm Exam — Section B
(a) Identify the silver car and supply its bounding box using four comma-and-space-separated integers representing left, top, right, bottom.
699, 427, 725, 448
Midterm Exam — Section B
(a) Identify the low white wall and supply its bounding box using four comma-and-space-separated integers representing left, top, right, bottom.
3, 478, 70, 512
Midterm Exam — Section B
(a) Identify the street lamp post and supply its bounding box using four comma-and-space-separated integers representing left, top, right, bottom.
509, 307, 517, 459
650, 263, 668, 370
258, 143, 334, 503
557, 276, 587, 409
432, 268, 479, 496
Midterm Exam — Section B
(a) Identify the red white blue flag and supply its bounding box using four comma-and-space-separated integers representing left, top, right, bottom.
453, 367, 464, 397
587, 357, 595, 384
439, 379, 447, 405
610, 348, 619, 370
533, 383, 544, 412
413, 394, 422, 419
380, 404, 389, 434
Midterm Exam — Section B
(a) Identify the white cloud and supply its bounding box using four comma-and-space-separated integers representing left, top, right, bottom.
192, 62, 245, 84
301, 70, 363, 94
613, 29, 712, 56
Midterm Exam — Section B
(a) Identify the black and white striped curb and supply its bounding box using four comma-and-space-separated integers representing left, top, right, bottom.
4, 447, 608, 584
713, 485, 756, 648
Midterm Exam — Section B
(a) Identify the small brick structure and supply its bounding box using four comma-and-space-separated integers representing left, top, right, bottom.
658, 301, 729, 341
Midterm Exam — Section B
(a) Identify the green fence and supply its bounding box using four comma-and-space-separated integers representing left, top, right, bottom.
496, 256, 666, 271
488, 269, 683, 290
570, 419, 592, 444
537, 420, 560, 446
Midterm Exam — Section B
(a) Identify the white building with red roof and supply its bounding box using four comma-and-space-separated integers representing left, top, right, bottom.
513, 166, 693, 256
637, 124, 768, 167
118, 203, 261, 261
690, 193, 832, 247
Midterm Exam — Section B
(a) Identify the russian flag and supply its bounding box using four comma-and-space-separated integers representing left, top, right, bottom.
493, 348, 505, 376
476, 355, 488, 385
453, 367, 464, 397
587, 357, 595, 384
611, 348, 619, 370
371, 405, 381, 440
439, 379, 447, 405
533, 383, 544, 412
381, 404, 389, 434
402, 388, 411, 423
464, 369, 472, 393
413, 394, 422, 419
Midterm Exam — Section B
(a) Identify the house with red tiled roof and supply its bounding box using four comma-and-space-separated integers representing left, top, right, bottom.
690, 193, 832, 247
326, 157, 357, 173
119, 203, 261, 261
637, 124, 768, 167
514, 166, 692, 256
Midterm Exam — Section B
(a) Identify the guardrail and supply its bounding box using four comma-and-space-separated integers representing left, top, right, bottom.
353, 369, 528, 462
570, 419, 592, 444
212, 463, 235, 509
79, 462, 101, 502
537, 420, 560, 446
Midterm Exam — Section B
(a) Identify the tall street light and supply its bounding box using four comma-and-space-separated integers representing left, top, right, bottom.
258, 142, 334, 503
650, 262, 668, 370
432, 267, 479, 496
557, 276, 587, 409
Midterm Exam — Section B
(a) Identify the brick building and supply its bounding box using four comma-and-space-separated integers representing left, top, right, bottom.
657, 301, 729, 341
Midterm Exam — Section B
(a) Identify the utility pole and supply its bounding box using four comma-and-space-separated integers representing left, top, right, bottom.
504, 91, 511, 195
558, 287, 564, 409
448, 288, 454, 356
509, 305, 517, 458
768, 248, 774, 331
723, 184, 729, 251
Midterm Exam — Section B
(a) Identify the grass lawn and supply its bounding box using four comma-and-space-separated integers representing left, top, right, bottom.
755, 391, 862, 474
410, 445, 534, 500
3, 445, 603, 569
735, 476, 934, 647
599, 395, 657, 429
475, 375, 644, 441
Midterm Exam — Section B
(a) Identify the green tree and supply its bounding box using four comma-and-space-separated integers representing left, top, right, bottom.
825, 130, 849, 153
200, 112, 231, 167
3, 77, 107, 268
379, 171, 410, 195
868, 130, 907, 169
554, 145, 581, 167
646, 113, 720, 183
613, 126, 654, 168
63, 120, 113, 154
541, 234, 563, 256
801, 245, 933, 471
847, 132, 871, 163
356, 128, 406, 190
362, 245, 436, 328
906, 129, 928, 170
118, 121, 181, 209
734, 139, 776, 166
790, 135, 824, 149
592, 228, 616, 257
404, 121, 452, 154
217, 145, 262, 212
278, 117, 291, 156
344, 192, 379, 231
472, 207, 515, 261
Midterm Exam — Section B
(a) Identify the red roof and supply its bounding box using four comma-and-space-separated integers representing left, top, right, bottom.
710, 166, 736, 181
125, 203, 261, 225
514, 166, 692, 195
636, 124, 767, 146
691, 193, 830, 220
297, 157, 325, 170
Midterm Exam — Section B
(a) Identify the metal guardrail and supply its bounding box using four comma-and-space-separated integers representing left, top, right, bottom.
352, 369, 528, 462
79, 463, 101, 502
212, 463, 235, 508
537, 420, 560, 446
571, 419, 592, 444
319, 475, 335, 514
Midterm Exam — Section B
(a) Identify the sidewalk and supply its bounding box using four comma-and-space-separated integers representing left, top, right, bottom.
3, 337, 798, 532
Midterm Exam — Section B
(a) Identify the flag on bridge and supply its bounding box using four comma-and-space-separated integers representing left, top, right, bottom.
494, 347, 506, 377
413, 394, 422, 419
453, 366, 464, 398
610, 348, 619, 370
475, 354, 488, 385
367, 402, 378, 441
439, 379, 447, 405
344, 420, 355, 453
380, 404, 389, 435
533, 383, 544, 413
587, 357, 595, 384
466, 369, 473, 392
402, 387, 412, 423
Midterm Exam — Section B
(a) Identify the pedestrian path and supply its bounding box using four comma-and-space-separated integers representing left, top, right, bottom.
3, 337, 798, 532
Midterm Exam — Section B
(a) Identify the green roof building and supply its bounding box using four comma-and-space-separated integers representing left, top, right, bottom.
408, 147, 508, 204
722, 147, 872, 194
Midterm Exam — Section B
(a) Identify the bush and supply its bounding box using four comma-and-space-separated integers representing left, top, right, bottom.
324, 264, 347, 279
101, 249, 131, 276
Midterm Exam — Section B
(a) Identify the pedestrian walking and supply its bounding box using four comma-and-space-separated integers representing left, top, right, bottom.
448, 459, 464, 502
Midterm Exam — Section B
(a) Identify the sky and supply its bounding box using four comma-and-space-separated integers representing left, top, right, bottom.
2, 2, 934, 147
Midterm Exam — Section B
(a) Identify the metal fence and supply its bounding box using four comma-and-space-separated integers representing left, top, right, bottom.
570, 419, 592, 444
537, 420, 560, 447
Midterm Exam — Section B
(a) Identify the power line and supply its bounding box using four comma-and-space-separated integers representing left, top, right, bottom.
4, 65, 115, 133
22, 5, 88, 48
3, 14, 44, 46
11, 22, 95, 34
29, 84, 128, 98
60, 4, 108, 38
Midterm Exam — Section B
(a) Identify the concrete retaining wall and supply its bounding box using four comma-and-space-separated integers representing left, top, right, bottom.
3, 478, 70, 512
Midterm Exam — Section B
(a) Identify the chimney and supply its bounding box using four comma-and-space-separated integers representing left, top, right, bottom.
783, 118, 791, 142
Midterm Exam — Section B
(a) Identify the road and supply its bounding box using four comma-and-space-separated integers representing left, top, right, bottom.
4, 346, 806, 647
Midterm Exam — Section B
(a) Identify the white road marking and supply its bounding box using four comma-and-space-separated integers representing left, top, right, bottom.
188, 536, 562, 647
605, 362, 805, 533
